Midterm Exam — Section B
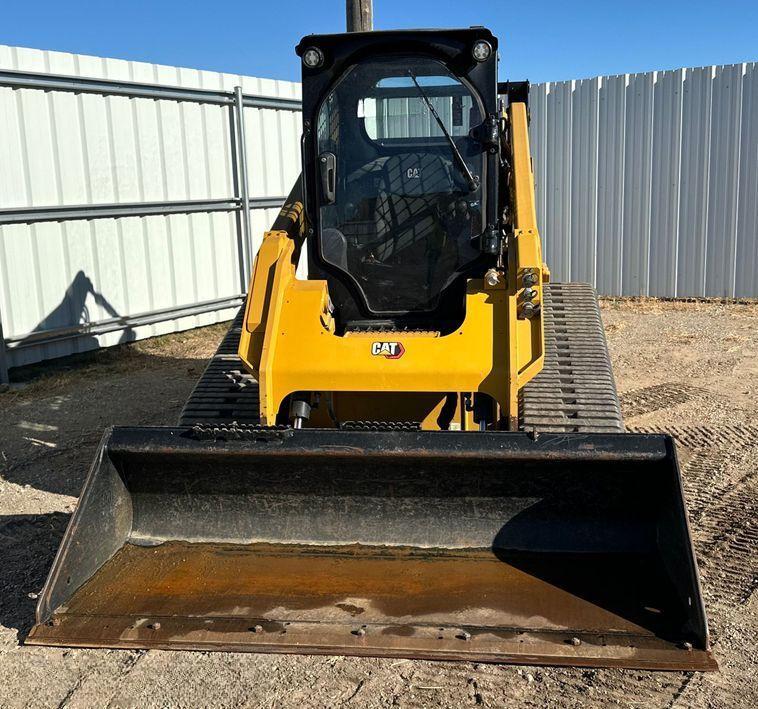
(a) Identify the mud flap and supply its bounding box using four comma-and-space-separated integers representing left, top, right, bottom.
27, 426, 716, 670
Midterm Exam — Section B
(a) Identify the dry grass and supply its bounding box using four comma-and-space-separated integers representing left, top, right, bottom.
4, 321, 231, 403
600, 296, 758, 314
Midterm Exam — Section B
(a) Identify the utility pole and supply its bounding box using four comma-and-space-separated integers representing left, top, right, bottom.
346, 0, 373, 32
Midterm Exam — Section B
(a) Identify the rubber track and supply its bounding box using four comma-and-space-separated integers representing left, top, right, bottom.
520, 282, 624, 433
181, 283, 624, 432
179, 310, 260, 425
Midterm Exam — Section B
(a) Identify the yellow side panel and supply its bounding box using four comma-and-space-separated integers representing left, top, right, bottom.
240, 276, 508, 425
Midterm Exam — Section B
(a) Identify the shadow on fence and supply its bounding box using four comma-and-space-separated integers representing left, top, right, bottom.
27, 270, 135, 352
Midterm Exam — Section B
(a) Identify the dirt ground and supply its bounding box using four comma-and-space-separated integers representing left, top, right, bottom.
0, 299, 755, 708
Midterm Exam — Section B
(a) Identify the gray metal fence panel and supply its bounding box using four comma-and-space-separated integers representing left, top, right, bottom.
736, 63, 758, 297
595, 74, 626, 295
705, 64, 742, 297
530, 83, 549, 246
544, 80, 572, 280
530, 62, 757, 298
569, 77, 599, 285
676, 66, 713, 296
0, 45, 301, 378
621, 72, 654, 296
649, 69, 683, 298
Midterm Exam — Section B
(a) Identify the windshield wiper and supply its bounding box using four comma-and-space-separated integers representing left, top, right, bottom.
407, 70, 480, 193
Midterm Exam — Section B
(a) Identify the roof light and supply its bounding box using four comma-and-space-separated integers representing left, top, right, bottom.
472, 40, 492, 63
302, 47, 324, 69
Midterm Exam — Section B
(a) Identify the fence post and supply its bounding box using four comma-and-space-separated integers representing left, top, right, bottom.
233, 86, 253, 290
0, 308, 9, 387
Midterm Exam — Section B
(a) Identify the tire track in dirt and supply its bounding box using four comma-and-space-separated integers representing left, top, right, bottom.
637, 424, 758, 450
630, 424, 757, 709
634, 426, 757, 615
620, 384, 707, 419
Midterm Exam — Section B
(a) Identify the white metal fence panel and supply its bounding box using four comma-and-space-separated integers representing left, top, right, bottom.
530, 62, 758, 298
0, 44, 301, 376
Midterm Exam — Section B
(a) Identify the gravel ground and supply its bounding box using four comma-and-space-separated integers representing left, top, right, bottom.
0, 299, 755, 708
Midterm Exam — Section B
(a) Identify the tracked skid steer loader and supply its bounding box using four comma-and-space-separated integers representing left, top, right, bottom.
28, 28, 716, 670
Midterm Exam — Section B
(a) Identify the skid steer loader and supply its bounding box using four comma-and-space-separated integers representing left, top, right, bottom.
27, 28, 716, 670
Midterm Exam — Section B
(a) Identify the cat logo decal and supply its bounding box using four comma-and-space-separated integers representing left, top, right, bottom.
371, 342, 405, 359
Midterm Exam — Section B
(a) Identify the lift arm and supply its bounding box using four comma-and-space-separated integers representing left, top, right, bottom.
502, 101, 546, 428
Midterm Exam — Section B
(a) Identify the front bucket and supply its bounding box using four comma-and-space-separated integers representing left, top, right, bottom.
27, 426, 715, 670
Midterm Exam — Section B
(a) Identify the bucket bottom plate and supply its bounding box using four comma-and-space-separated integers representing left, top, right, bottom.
27, 541, 716, 670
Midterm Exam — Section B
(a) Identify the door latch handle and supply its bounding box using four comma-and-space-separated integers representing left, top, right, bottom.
319, 151, 336, 204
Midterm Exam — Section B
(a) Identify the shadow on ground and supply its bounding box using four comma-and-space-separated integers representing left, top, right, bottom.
0, 512, 71, 642
1, 347, 219, 497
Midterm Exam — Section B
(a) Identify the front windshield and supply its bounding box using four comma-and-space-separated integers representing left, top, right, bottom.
316, 56, 484, 314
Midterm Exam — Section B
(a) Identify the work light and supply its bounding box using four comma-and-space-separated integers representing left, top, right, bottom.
302, 47, 324, 69
472, 40, 492, 62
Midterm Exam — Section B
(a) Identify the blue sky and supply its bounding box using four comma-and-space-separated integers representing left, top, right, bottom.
3, 1, 757, 83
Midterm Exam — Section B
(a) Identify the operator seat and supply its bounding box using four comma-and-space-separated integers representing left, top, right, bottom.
372, 153, 456, 261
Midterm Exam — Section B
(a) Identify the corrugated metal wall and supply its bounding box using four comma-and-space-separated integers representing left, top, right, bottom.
530, 63, 758, 297
1, 46, 756, 380
0, 44, 301, 374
